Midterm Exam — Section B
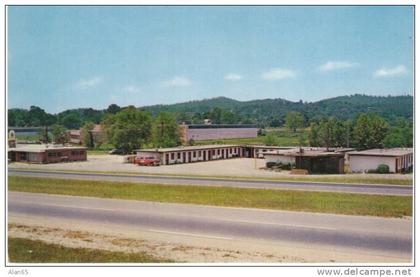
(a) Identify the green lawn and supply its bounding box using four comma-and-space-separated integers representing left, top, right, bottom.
8, 176, 412, 218
195, 129, 308, 146
8, 237, 172, 263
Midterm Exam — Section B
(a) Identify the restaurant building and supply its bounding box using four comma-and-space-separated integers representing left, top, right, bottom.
8, 144, 87, 164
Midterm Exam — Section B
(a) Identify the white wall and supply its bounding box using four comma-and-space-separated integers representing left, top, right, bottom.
264, 155, 295, 165
349, 156, 396, 173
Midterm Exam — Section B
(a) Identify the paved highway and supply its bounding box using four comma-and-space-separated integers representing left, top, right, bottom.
8, 168, 413, 196
8, 191, 412, 258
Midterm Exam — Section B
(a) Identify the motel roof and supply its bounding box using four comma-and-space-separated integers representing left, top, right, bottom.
347, 148, 413, 157
264, 151, 345, 158
8, 144, 87, 153
136, 144, 240, 153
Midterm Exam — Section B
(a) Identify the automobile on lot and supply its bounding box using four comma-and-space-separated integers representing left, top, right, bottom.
109, 148, 125, 155
135, 156, 160, 166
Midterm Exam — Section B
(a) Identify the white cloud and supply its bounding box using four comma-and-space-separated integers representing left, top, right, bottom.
224, 73, 243, 81
261, 68, 296, 80
317, 61, 358, 72
163, 76, 192, 87
76, 76, 103, 89
374, 65, 408, 77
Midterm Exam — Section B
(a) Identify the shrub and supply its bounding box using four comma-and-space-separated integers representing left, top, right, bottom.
266, 162, 277, 168
377, 164, 390, 174
279, 163, 293, 170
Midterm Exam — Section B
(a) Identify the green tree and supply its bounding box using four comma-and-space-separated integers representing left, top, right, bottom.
106, 104, 121, 115
309, 122, 321, 147
60, 112, 83, 129
354, 113, 389, 149
51, 124, 68, 144
152, 112, 181, 148
263, 133, 278, 146
103, 107, 153, 153
309, 117, 350, 149
383, 118, 413, 148
285, 111, 304, 133
81, 122, 95, 148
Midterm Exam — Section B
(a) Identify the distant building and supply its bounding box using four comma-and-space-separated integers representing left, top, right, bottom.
68, 129, 82, 145
180, 123, 259, 142
67, 124, 104, 146
348, 148, 413, 173
8, 144, 87, 164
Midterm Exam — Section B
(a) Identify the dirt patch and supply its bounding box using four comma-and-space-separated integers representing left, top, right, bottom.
8, 223, 298, 263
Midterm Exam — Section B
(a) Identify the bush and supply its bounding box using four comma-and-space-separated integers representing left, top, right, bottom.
377, 164, 390, 174
279, 163, 293, 170
266, 162, 277, 168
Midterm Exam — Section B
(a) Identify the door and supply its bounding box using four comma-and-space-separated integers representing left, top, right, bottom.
203, 151, 207, 161
182, 152, 186, 163
188, 152, 191, 163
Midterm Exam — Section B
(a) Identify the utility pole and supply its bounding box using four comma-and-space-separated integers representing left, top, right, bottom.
44, 126, 49, 144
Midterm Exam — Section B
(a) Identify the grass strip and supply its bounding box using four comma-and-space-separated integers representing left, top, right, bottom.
8, 176, 412, 218
9, 167, 413, 186
8, 237, 173, 263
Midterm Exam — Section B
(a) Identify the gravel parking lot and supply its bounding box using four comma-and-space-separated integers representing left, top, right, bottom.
9, 154, 412, 181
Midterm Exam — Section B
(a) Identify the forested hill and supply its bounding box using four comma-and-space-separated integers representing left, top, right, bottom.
8, 94, 413, 128
142, 94, 413, 125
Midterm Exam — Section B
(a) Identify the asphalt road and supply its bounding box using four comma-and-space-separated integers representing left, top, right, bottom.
8, 168, 413, 196
8, 191, 412, 257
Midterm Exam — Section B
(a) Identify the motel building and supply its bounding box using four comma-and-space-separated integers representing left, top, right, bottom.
347, 148, 413, 173
136, 145, 244, 165
8, 144, 87, 164
135, 144, 308, 165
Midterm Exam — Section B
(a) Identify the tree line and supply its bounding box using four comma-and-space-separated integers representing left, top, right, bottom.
8, 94, 413, 129
281, 111, 412, 149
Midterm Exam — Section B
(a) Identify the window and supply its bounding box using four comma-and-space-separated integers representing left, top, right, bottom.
171, 153, 175, 160
212, 150, 215, 155
177, 153, 181, 159
229, 148, 232, 154
19, 152, 27, 160
48, 152, 57, 157
193, 151, 196, 158
217, 149, 220, 155
198, 151, 201, 157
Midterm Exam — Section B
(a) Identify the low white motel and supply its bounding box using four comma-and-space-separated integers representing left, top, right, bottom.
347, 148, 413, 173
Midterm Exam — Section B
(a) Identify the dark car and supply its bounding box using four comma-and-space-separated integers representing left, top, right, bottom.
108, 148, 125, 155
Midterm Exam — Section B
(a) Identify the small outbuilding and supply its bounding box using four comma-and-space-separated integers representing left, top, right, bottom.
263, 148, 346, 174
347, 148, 413, 173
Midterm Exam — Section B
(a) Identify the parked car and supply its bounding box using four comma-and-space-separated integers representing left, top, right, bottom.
108, 148, 125, 155
135, 156, 160, 166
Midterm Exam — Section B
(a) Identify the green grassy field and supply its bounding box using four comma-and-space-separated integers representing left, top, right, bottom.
9, 176, 412, 218
195, 129, 308, 146
8, 237, 172, 263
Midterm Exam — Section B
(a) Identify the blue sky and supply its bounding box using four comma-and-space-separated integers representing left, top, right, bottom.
8, 6, 414, 113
